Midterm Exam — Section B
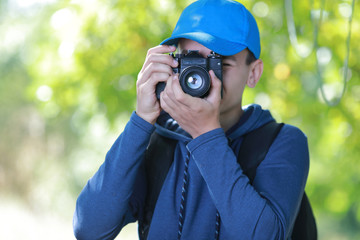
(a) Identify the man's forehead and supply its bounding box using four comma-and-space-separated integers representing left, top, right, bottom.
223, 55, 237, 61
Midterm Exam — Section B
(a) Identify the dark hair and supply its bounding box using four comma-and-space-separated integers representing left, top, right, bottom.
245, 48, 256, 65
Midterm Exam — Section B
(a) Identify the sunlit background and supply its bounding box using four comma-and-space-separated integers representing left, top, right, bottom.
1, 0, 359, 239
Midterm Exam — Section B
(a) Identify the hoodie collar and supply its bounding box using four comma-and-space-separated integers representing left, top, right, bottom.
227, 104, 274, 140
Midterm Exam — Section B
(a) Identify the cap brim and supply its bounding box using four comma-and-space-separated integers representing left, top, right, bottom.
160, 32, 247, 56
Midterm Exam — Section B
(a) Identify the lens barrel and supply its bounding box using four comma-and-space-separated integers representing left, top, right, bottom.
179, 66, 210, 98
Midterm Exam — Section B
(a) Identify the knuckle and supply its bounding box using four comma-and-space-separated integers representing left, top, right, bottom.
147, 62, 155, 72
136, 77, 143, 87
137, 73, 143, 82
147, 53, 155, 62
146, 48, 154, 56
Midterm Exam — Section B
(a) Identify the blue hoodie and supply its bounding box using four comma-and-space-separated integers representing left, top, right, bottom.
73, 104, 309, 240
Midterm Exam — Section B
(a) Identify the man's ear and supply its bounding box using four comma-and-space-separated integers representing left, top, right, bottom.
247, 59, 263, 88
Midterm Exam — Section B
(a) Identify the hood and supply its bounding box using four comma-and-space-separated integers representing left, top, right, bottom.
155, 104, 274, 142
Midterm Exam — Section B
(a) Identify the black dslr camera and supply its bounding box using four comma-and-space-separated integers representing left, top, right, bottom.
156, 50, 222, 99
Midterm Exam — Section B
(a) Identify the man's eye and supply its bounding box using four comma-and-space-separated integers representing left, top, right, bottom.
223, 63, 231, 67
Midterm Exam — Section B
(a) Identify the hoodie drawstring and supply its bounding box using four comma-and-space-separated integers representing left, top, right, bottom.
177, 151, 221, 240
178, 151, 190, 239
215, 211, 221, 239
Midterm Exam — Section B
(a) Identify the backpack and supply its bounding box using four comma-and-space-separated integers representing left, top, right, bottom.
139, 121, 317, 240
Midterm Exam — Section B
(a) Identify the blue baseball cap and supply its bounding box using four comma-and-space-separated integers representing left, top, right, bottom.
160, 0, 261, 58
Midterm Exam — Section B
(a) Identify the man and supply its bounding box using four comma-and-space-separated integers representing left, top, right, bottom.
73, 0, 309, 239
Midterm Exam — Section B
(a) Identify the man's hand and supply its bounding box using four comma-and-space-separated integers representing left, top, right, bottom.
160, 70, 222, 138
136, 45, 178, 124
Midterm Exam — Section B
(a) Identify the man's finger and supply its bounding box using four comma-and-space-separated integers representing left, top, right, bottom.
141, 53, 178, 73
206, 70, 222, 103
146, 45, 176, 57
160, 76, 180, 113
140, 45, 177, 74
171, 74, 193, 107
138, 63, 173, 85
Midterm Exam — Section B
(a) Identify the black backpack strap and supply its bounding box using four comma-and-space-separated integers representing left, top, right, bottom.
139, 132, 177, 240
238, 121, 317, 240
292, 193, 317, 240
237, 121, 284, 183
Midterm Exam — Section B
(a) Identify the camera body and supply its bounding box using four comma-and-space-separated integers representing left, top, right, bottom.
156, 50, 222, 99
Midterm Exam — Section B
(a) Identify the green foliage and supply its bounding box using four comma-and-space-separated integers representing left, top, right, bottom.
1, 0, 360, 238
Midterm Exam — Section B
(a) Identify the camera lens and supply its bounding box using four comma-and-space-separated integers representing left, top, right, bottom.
186, 73, 203, 90
180, 66, 210, 98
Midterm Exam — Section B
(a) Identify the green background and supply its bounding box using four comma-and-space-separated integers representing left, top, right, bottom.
0, 0, 359, 239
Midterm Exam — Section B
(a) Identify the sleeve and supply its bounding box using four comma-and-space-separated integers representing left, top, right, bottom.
186, 125, 309, 240
73, 112, 155, 240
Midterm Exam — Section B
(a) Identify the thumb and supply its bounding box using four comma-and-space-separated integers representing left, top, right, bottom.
206, 70, 222, 103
